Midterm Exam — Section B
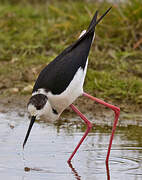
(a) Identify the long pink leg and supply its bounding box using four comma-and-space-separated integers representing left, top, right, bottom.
106, 161, 110, 180
68, 104, 92, 163
83, 92, 120, 163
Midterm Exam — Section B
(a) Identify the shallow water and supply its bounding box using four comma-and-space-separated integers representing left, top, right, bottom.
0, 110, 142, 180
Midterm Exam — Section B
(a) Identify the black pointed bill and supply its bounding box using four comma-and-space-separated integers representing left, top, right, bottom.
23, 116, 36, 149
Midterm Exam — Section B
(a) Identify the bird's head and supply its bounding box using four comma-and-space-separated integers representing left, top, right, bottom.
27, 94, 49, 119
23, 93, 59, 148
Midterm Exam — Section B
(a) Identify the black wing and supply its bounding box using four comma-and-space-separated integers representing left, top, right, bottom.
33, 8, 111, 95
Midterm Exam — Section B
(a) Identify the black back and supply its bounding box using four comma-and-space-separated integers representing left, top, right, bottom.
33, 8, 111, 95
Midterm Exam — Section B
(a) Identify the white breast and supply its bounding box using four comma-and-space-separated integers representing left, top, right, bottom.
48, 59, 88, 113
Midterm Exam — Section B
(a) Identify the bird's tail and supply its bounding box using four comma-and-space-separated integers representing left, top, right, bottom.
68, 7, 111, 51
87, 10, 98, 32
78, 10, 98, 39
55, 7, 112, 57
87, 7, 112, 34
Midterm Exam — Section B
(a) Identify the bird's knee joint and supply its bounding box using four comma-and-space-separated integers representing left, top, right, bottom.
88, 122, 92, 129
114, 107, 120, 115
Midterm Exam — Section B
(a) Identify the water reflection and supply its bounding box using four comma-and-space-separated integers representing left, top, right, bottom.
68, 162, 81, 180
68, 161, 110, 180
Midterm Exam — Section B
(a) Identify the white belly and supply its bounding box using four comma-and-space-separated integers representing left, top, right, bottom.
48, 59, 88, 113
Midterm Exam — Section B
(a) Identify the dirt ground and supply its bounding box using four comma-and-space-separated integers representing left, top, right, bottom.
0, 94, 141, 120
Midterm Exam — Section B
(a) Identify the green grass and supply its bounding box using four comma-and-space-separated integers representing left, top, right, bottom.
0, 0, 142, 106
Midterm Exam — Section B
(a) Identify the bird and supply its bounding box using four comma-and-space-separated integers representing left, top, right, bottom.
23, 7, 120, 163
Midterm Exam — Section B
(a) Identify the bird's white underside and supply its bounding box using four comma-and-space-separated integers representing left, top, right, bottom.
48, 60, 88, 113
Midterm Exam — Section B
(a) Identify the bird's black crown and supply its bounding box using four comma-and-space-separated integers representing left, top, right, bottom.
28, 94, 48, 110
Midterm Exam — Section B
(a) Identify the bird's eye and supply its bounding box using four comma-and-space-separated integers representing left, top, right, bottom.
36, 105, 41, 110
52, 108, 58, 115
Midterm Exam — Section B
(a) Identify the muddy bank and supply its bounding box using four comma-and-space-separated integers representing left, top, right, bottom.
0, 94, 142, 127
0, 94, 141, 113
0, 94, 132, 114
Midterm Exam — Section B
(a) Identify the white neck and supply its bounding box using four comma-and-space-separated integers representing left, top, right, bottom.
32, 88, 49, 97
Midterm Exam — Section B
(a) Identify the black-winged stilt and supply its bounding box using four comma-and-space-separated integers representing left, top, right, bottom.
23, 7, 120, 163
